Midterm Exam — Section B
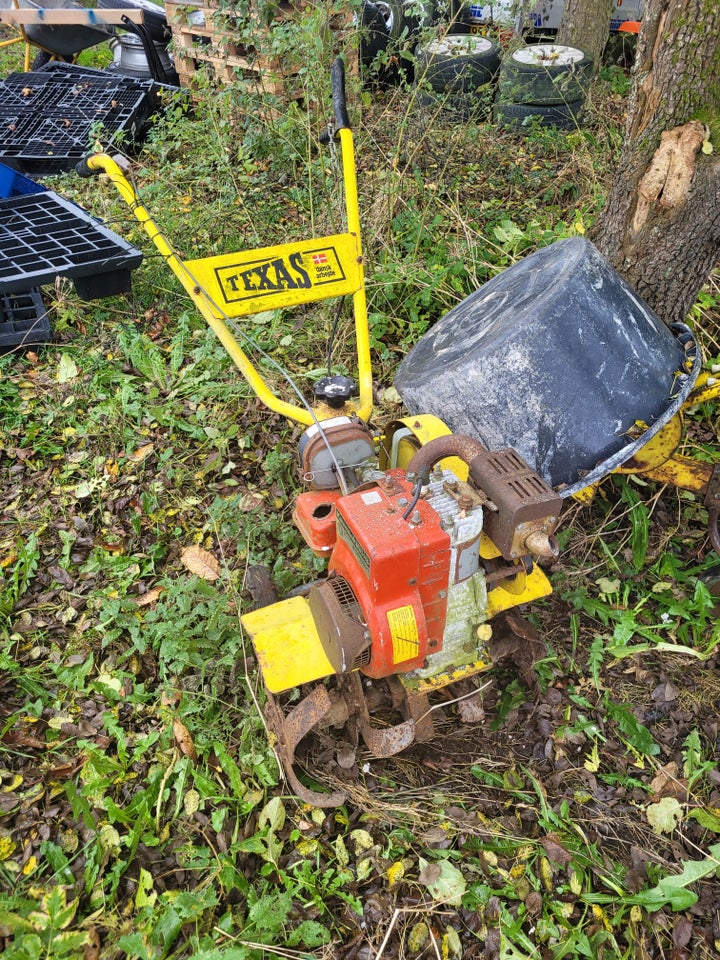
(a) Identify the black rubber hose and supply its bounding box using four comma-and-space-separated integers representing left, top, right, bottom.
331, 57, 351, 131
121, 15, 173, 84
406, 434, 487, 476
401, 466, 430, 520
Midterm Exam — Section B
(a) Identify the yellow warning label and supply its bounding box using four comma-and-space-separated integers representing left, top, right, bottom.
387, 605, 420, 664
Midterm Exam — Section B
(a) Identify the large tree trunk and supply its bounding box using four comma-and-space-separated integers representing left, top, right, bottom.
556, 0, 613, 66
590, 0, 720, 326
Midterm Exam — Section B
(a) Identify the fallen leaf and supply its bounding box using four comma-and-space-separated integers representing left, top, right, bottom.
128, 443, 155, 464
57, 354, 79, 383
650, 762, 687, 801
418, 857, 466, 906
646, 797, 683, 835
180, 545, 221, 581
442, 926, 463, 959
136, 586, 165, 607
349, 829, 374, 854
173, 718, 197, 761
542, 833, 573, 867
84, 927, 101, 960
386, 861, 405, 888
407, 921, 429, 953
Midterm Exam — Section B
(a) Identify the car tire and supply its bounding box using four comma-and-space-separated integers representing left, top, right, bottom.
359, 0, 391, 68
375, 0, 432, 40
494, 98, 585, 130
416, 87, 493, 121
415, 34, 501, 93
497, 44, 593, 105
31, 51, 71, 69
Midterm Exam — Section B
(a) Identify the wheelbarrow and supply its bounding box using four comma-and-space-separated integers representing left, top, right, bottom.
0, 0, 114, 69
0, 0, 171, 80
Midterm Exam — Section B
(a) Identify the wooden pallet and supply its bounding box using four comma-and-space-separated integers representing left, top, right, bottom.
173, 51, 292, 93
165, 0, 354, 94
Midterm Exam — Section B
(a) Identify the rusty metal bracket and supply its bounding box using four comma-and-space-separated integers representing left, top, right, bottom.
265, 686, 349, 808
345, 673, 418, 757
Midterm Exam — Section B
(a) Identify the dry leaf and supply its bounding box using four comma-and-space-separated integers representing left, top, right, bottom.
160, 689, 182, 708
128, 443, 155, 463
173, 718, 197, 761
181, 545, 221, 581
84, 926, 101, 960
136, 586, 165, 607
542, 833, 573, 867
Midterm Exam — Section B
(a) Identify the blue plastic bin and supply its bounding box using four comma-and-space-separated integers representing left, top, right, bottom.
0, 161, 45, 199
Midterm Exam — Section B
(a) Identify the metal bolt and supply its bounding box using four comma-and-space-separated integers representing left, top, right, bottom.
411, 511, 422, 524
438, 590, 447, 599
397, 497, 409, 507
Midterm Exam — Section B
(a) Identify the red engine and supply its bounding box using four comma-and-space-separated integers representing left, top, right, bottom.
294, 471, 451, 678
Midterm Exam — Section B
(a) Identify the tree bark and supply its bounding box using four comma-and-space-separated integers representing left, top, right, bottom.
590, 0, 720, 325
556, 0, 614, 66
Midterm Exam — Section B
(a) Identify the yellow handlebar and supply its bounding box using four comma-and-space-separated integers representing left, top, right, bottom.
82, 102, 373, 427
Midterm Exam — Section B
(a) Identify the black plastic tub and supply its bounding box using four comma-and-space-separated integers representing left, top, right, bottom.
395, 237, 699, 493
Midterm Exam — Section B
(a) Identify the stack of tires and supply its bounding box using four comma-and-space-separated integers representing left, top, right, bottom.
413, 34, 502, 121
494, 44, 593, 131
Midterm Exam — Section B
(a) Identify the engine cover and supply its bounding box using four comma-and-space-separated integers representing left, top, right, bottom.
327, 470, 452, 677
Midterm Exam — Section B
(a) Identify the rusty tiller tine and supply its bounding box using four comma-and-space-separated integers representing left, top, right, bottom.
264, 687, 349, 808
346, 674, 418, 758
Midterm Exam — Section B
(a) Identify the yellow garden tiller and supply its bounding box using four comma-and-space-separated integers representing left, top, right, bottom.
79, 59, 720, 805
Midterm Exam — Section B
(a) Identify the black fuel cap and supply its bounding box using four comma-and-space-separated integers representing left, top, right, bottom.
313, 375, 358, 408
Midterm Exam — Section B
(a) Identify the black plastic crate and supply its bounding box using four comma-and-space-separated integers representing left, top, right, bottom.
0, 191, 143, 299
31, 61, 161, 107
0, 289, 52, 350
0, 70, 157, 174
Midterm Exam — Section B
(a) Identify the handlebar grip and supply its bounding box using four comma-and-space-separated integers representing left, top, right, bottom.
75, 156, 98, 178
331, 57, 351, 132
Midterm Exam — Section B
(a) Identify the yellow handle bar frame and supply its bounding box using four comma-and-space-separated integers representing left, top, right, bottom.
83, 62, 373, 427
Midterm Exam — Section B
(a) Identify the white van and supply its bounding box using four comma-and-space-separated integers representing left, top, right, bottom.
468, 0, 643, 31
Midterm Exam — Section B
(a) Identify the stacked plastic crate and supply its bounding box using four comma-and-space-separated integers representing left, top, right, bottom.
0, 160, 144, 352
0, 64, 159, 176
0, 162, 52, 351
